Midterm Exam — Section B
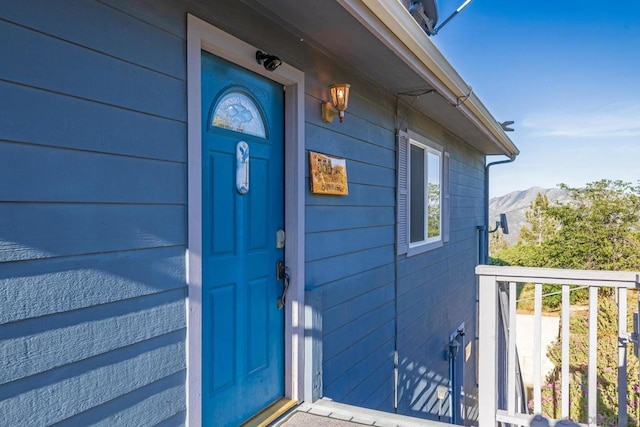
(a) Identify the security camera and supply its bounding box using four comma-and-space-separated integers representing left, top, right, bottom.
256, 51, 282, 71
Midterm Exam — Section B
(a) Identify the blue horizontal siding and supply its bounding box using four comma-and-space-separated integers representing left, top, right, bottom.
323, 319, 394, 387
155, 411, 187, 427
306, 226, 394, 262
1, 289, 185, 384
395, 140, 485, 419
397, 247, 448, 279
322, 282, 394, 334
451, 195, 483, 208
306, 246, 394, 286
0, 247, 184, 324
305, 136, 395, 172
100, 0, 188, 38
0, 0, 185, 79
0, 142, 185, 203
450, 156, 484, 180
306, 206, 394, 233
320, 264, 395, 309
345, 89, 396, 129
0, 204, 184, 262
361, 369, 394, 412
323, 301, 394, 362
0, 19, 185, 120
54, 372, 186, 426
324, 334, 394, 402
305, 92, 396, 147
444, 234, 478, 256
0, 1, 491, 424
306, 183, 395, 207
397, 257, 448, 296
344, 354, 394, 411
331, 160, 396, 188
0, 3, 189, 424
156, 411, 187, 427
397, 346, 450, 417
306, 126, 395, 170
0, 330, 185, 426
398, 309, 449, 348
398, 303, 448, 348
0, 81, 186, 161
451, 172, 483, 190
452, 183, 483, 200
304, 63, 399, 412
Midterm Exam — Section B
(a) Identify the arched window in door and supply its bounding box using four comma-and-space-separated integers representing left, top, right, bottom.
210, 91, 267, 138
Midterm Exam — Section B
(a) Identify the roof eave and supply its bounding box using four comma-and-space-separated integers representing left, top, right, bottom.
338, 0, 519, 157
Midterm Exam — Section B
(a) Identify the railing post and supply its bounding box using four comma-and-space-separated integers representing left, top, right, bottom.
533, 283, 542, 415
478, 273, 498, 426
618, 287, 628, 427
588, 287, 598, 426
476, 265, 640, 426
561, 284, 570, 418
507, 282, 517, 416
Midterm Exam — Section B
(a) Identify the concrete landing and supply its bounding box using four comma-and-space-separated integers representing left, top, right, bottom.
273, 399, 454, 427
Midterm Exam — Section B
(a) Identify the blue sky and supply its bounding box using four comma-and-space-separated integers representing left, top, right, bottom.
431, 0, 640, 198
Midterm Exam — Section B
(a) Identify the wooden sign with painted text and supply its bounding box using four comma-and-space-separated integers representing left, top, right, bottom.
309, 151, 348, 196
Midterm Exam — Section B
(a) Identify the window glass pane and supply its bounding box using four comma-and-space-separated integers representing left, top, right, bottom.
211, 92, 266, 138
410, 145, 425, 243
427, 151, 441, 238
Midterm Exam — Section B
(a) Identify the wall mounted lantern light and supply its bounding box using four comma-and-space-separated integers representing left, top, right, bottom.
322, 83, 351, 123
448, 339, 460, 359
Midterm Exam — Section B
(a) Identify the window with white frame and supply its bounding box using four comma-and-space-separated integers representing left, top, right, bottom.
397, 129, 449, 256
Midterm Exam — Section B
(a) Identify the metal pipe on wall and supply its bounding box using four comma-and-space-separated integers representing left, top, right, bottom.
482, 156, 516, 264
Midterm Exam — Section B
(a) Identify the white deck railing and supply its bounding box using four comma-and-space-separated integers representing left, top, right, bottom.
476, 265, 640, 427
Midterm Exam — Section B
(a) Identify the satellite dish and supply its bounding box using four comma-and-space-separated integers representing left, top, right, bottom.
409, 0, 439, 36
410, 0, 472, 36
488, 213, 509, 235
499, 213, 509, 235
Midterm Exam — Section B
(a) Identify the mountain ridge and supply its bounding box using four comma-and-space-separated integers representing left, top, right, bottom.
489, 186, 571, 244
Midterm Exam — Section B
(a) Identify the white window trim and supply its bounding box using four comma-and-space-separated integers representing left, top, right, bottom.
397, 129, 449, 257
186, 14, 306, 426
407, 138, 442, 250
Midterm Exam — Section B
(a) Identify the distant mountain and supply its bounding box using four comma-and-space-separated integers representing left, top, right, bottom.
489, 187, 571, 245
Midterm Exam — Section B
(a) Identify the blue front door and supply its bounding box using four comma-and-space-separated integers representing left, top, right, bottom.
201, 51, 285, 426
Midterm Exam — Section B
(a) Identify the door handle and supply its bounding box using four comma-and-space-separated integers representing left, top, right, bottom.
276, 260, 290, 310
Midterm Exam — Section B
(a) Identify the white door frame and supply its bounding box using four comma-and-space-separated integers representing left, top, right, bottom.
186, 14, 306, 426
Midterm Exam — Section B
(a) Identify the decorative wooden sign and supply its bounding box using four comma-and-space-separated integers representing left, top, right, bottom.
309, 151, 349, 195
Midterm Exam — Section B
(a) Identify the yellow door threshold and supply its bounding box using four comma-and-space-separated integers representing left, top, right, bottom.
241, 398, 298, 427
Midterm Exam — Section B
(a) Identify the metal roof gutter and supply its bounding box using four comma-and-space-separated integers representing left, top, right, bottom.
338, 0, 519, 157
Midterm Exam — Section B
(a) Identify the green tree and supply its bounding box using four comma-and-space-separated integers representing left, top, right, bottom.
492, 192, 557, 268
488, 229, 509, 256
493, 180, 640, 422
427, 182, 440, 238
494, 180, 640, 272
540, 297, 640, 425
542, 180, 640, 271
519, 193, 557, 246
